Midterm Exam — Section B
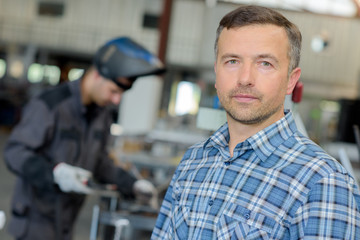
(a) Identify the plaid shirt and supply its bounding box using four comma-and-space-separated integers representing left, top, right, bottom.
152, 111, 360, 239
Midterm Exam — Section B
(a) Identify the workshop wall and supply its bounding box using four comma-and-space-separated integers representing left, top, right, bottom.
168, 1, 360, 99
0, 0, 360, 100
0, 0, 161, 55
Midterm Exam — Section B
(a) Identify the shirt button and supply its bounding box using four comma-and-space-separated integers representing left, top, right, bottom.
244, 213, 250, 220
225, 161, 231, 166
208, 199, 214, 206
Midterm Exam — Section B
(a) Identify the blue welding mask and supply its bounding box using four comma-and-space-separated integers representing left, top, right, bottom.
94, 37, 166, 90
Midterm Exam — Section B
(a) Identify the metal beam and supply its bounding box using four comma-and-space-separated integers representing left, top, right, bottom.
158, 0, 173, 64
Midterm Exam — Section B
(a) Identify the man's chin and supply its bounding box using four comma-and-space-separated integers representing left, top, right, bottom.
226, 110, 265, 125
96, 102, 108, 107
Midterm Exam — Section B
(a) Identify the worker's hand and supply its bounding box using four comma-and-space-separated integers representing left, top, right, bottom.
133, 179, 158, 209
53, 163, 93, 194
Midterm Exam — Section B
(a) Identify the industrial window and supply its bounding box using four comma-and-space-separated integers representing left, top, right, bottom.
0, 59, 6, 78
68, 68, 84, 81
168, 81, 201, 116
27, 63, 61, 85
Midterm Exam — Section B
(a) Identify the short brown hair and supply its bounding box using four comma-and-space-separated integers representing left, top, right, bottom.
215, 5, 302, 73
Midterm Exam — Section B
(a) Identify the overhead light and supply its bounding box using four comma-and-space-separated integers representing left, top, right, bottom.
311, 36, 327, 53
311, 30, 329, 53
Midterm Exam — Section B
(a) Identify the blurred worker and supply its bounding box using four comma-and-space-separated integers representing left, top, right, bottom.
4, 36, 165, 240
152, 5, 360, 239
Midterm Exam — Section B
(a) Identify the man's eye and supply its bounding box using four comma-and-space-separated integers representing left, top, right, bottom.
227, 59, 237, 64
261, 61, 271, 67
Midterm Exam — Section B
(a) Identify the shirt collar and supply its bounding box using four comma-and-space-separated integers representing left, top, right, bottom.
204, 122, 230, 149
205, 110, 298, 162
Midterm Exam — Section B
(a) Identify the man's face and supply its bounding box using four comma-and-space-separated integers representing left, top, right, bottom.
92, 78, 126, 107
214, 24, 300, 126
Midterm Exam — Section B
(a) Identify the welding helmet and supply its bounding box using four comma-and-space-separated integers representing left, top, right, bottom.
94, 36, 166, 90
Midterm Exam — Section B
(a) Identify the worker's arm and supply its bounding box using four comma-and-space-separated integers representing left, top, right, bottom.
4, 98, 56, 192
92, 153, 137, 198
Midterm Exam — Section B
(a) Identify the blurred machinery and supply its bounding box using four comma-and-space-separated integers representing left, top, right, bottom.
89, 126, 209, 239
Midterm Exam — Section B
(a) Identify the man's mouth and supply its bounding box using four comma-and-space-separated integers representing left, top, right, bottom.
233, 94, 258, 103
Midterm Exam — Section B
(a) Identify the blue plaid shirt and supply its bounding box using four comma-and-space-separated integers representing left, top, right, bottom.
152, 111, 360, 239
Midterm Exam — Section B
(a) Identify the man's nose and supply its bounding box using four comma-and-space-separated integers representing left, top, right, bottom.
237, 63, 255, 86
112, 94, 122, 105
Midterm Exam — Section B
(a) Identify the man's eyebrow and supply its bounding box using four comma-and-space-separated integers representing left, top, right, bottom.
257, 54, 279, 64
220, 53, 241, 61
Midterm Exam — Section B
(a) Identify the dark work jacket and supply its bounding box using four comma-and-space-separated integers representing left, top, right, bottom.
4, 79, 136, 240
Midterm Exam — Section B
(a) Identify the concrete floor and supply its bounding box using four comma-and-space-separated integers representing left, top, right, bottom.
0, 129, 110, 240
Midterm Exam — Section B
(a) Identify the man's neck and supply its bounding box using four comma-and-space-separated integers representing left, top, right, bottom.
80, 74, 92, 106
227, 112, 285, 157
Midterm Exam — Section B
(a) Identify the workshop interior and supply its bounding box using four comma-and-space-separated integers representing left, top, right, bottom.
1, 0, 360, 239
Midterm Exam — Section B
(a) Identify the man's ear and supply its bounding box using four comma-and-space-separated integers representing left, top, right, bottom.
287, 67, 301, 95
94, 69, 102, 80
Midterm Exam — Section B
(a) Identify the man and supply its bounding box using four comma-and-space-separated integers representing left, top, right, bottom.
152, 5, 360, 239
4, 36, 165, 240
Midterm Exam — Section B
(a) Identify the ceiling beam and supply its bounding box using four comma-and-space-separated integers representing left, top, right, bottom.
218, 0, 359, 18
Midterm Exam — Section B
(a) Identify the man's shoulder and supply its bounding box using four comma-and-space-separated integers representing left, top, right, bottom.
292, 134, 334, 160
181, 139, 213, 159
189, 138, 210, 151
286, 133, 348, 177
37, 83, 73, 110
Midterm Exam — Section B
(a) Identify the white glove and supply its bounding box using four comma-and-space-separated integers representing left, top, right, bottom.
133, 179, 158, 209
0, 210, 5, 230
53, 163, 93, 194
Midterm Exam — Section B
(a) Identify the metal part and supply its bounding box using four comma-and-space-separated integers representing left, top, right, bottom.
113, 219, 130, 240
90, 205, 100, 240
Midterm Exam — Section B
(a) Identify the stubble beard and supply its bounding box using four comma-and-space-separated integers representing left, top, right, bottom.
217, 88, 283, 125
